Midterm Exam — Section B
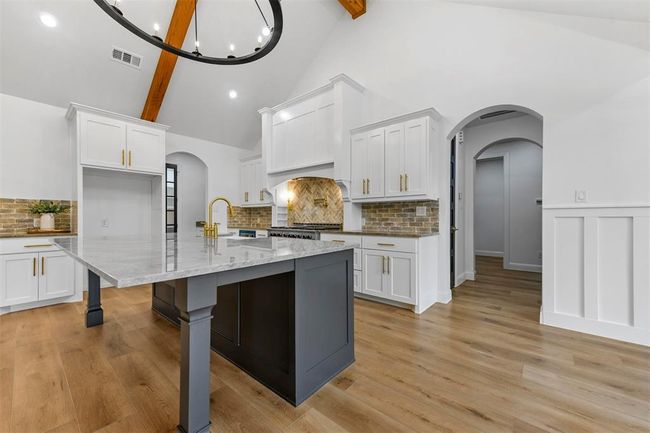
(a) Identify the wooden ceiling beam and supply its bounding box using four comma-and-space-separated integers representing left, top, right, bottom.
338, 0, 366, 19
141, 0, 196, 122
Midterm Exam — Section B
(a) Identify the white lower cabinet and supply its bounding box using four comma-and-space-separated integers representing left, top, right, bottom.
38, 251, 76, 301
321, 232, 441, 313
0, 250, 75, 307
0, 253, 39, 306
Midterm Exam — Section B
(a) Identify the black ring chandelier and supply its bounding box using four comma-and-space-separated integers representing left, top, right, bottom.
93, 0, 283, 65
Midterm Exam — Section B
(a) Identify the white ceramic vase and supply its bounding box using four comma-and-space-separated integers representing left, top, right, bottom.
40, 213, 55, 231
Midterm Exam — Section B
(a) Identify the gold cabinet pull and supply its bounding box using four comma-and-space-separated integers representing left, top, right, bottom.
377, 242, 395, 247
24, 244, 53, 248
246, 192, 249, 202
400, 174, 404, 192
366, 178, 370, 194
128, 150, 132, 167
121, 149, 125, 165
405, 173, 408, 191
33, 257, 36, 276
41, 256, 45, 275
260, 190, 263, 201
331, 240, 346, 243
382, 256, 386, 274
387, 256, 390, 274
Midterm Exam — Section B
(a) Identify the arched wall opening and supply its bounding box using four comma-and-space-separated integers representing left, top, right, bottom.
166, 151, 209, 233
442, 105, 544, 296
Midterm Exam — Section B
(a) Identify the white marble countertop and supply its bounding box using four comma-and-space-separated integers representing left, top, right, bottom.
54, 233, 352, 288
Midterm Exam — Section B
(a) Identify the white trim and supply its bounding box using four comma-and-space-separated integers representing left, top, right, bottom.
266, 159, 334, 175
350, 107, 442, 134
505, 262, 542, 273
543, 203, 650, 210
66, 102, 170, 130
541, 311, 650, 347
475, 250, 504, 257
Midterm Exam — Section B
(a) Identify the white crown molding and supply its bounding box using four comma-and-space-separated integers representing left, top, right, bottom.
66, 102, 171, 130
350, 107, 442, 134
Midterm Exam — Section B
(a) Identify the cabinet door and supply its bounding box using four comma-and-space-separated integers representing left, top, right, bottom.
38, 251, 75, 301
362, 250, 387, 297
403, 117, 428, 196
350, 132, 367, 199
384, 123, 404, 197
353, 270, 363, 293
353, 249, 362, 271
254, 160, 269, 204
0, 253, 38, 307
79, 113, 126, 169
366, 128, 385, 199
126, 124, 165, 174
272, 122, 288, 172
385, 252, 416, 304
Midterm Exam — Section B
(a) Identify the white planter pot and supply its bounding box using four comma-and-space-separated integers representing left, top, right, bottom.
40, 213, 55, 230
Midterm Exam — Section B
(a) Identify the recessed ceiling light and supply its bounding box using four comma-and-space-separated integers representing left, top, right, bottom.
39, 12, 57, 28
262, 26, 271, 36
229, 90, 238, 99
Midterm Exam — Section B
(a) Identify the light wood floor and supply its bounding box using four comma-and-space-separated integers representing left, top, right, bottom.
1, 256, 648, 433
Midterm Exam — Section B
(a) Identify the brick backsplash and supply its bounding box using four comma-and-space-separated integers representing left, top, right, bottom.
362, 200, 439, 235
288, 178, 343, 225
228, 206, 272, 229
0, 198, 76, 236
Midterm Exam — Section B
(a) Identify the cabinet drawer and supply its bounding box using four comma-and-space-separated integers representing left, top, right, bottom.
0, 238, 61, 255
361, 236, 416, 253
320, 233, 361, 247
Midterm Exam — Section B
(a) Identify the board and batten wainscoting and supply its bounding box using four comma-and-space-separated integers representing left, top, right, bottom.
542, 204, 650, 346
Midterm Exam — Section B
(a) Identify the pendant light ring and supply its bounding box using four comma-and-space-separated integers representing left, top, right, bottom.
93, 0, 283, 65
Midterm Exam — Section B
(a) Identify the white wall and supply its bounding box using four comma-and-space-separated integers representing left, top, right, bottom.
166, 152, 208, 233
165, 133, 242, 233
0, 93, 73, 199
474, 158, 505, 256
478, 141, 543, 271
286, 1, 649, 344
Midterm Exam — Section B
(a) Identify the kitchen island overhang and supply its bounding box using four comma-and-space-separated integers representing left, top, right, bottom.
54, 235, 355, 433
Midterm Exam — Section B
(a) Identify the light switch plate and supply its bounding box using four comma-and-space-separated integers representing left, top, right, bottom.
416, 206, 427, 217
575, 190, 587, 203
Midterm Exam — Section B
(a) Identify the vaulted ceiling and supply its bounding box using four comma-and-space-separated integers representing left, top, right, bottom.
1, 0, 646, 150
0, 0, 345, 149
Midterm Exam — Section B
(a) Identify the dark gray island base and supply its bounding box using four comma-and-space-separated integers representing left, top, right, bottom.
151, 249, 355, 407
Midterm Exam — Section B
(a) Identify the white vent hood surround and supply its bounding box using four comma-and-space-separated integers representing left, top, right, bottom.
258, 74, 364, 201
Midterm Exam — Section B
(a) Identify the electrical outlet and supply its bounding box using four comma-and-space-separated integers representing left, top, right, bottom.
101, 218, 109, 228
416, 206, 427, 217
575, 190, 587, 203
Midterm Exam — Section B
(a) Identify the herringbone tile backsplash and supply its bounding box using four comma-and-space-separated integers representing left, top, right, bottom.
288, 178, 343, 225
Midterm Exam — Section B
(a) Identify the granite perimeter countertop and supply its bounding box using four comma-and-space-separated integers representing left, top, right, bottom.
54, 233, 352, 288
0, 232, 77, 239
321, 229, 439, 238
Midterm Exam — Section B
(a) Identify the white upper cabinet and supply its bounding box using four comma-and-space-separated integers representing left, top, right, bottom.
350, 108, 440, 202
79, 112, 126, 170
70, 103, 168, 175
126, 124, 166, 174
240, 158, 271, 207
259, 75, 365, 185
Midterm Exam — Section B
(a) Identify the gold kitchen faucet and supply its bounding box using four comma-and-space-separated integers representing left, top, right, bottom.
204, 197, 234, 238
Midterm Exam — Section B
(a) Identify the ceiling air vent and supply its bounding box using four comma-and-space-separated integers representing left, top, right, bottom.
111, 46, 142, 69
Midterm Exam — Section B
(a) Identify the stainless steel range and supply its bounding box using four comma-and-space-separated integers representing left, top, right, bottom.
268, 223, 342, 240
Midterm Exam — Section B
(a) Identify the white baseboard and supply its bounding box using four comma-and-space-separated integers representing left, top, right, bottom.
475, 250, 504, 257
456, 271, 475, 283
0, 293, 83, 316
541, 311, 650, 347
437, 289, 452, 304
505, 261, 542, 273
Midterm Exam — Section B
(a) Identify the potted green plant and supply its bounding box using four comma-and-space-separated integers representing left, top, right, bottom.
28, 201, 70, 231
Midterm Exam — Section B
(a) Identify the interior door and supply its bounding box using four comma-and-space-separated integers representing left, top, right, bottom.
362, 251, 387, 297
403, 117, 428, 196
79, 113, 126, 169
450, 137, 457, 288
126, 124, 165, 174
366, 128, 385, 199
384, 123, 404, 197
350, 132, 367, 199
0, 253, 38, 307
38, 251, 75, 300
385, 252, 416, 304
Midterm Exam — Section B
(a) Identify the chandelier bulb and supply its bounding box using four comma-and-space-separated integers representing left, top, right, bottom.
262, 26, 271, 36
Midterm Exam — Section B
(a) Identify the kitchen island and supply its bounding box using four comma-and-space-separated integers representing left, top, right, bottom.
54, 234, 354, 433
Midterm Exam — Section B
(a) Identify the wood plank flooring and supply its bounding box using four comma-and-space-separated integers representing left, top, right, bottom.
0, 256, 648, 433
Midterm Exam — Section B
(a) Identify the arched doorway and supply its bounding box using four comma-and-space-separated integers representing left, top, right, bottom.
446, 105, 544, 289
166, 152, 208, 233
